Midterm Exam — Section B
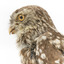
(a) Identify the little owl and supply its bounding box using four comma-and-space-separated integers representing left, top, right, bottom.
9, 5, 64, 64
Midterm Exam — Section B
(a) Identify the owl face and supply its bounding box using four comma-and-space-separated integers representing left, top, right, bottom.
9, 7, 39, 34
9, 5, 56, 35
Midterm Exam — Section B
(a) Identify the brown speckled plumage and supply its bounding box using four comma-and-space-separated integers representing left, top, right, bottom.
9, 5, 64, 64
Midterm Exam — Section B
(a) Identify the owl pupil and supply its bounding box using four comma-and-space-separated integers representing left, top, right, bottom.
20, 16, 23, 19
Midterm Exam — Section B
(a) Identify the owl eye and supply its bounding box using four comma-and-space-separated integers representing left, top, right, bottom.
18, 15, 24, 21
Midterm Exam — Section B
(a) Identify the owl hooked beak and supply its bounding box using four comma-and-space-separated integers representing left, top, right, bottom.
9, 27, 16, 34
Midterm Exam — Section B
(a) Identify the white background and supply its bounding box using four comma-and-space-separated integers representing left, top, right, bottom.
0, 0, 64, 64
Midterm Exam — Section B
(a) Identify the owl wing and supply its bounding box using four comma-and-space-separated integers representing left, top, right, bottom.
35, 32, 64, 64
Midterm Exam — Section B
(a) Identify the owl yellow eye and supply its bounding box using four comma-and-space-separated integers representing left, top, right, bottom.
18, 15, 24, 21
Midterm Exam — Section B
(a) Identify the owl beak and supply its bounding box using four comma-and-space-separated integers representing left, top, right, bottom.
9, 27, 16, 34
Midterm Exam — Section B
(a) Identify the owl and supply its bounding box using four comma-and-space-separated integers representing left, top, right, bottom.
9, 5, 64, 64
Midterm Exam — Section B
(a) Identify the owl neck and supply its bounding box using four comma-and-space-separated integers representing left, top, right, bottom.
17, 24, 64, 50
17, 22, 64, 62
18, 24, 48, 42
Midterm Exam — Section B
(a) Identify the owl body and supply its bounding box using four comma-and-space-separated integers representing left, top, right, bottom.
9, 5, 64, 64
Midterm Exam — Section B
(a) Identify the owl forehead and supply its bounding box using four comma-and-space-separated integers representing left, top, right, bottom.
11, 8, 33, 20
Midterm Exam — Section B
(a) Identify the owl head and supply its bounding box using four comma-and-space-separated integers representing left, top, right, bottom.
9, 5, 56, 35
